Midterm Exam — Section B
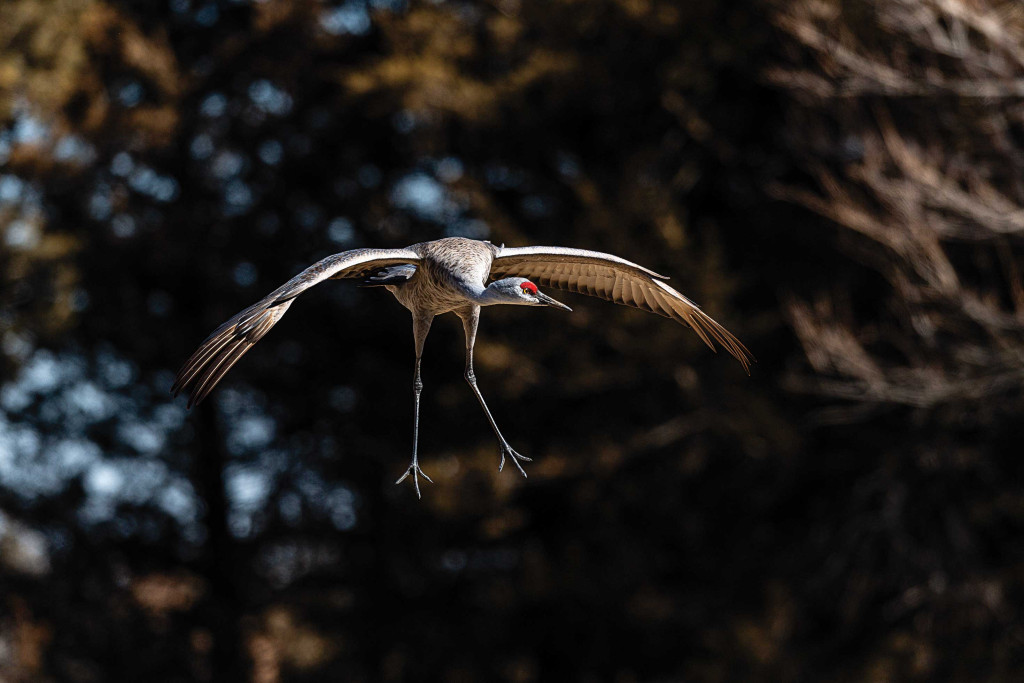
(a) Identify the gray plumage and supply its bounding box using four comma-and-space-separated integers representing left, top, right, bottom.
173, 237, 753, 496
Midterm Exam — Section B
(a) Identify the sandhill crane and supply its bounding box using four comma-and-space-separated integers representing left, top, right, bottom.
173, 237, 753, 496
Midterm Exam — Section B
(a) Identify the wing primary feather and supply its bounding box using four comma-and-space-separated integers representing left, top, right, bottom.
174, 247, 419, 406
491, 245, 753, 372
189, 339, 252, 408
172, 329, 238, 395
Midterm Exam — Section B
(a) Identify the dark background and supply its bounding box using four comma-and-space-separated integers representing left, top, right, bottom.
2, 0, 1023, 680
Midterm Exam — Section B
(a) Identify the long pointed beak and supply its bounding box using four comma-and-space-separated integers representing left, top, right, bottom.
536, 292, 572, 311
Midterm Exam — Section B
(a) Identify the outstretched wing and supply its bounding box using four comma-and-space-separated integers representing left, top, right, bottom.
173, 248, 420, 407
490, 246, 753, 372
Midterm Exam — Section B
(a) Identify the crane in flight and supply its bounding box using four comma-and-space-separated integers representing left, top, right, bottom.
173, 237, 753, 497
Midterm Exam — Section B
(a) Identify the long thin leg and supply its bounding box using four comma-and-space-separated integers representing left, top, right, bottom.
458, 307, 531, 478
396, 313, 435, 497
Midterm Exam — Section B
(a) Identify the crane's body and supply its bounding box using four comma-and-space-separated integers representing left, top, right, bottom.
386, 238, 499, 314
173, 237, 753, 496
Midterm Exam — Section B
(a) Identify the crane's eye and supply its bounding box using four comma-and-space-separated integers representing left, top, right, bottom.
520, 282, 538, 295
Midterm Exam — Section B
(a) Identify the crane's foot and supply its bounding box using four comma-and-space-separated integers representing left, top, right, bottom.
395, 463, 433, 499
498, 443, 532, 478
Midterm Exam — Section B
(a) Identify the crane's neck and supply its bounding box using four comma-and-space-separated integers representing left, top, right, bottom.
465, 279, 520, 306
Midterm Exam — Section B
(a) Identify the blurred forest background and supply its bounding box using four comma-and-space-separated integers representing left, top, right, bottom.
2, 0, 1024, 680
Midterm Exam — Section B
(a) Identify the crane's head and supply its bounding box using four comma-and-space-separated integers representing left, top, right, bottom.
485, 277, 572, 311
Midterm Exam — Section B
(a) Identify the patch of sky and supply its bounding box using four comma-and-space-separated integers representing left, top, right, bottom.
37, 398, 62, 426
0, 175, 23, 204
228, 512, 254, 538
0, 348, 205, 537
200, 92, 228, 118
191, 133, 215, 160
89, 185, 113, 221
224, 180, 254, 215
1, 384, 32, 413
76, 496, 116, 526
195, 3, 220, 27
225, 465, 272, 513
391, 172, 451, 221
98, 351, 135, 389
0, 446, 68, 498
70, 289, 90, 313
325, 485, 357, 530
116, 81, 144, 108
1, 331, 33, 361
435, 157, 464, 183
0, 417, 11, 465
0, 350, 209, 536
257, 540, 343, 588
111, 214, 136, 238
63, 381, 115, 422
129, 166, 179, 203
4, 220, 40, 250
117, 422, 165, 455
212, 150, 246, 179
278, 492, 302, 524
153, 403, 186, 430
11, 111, 50, 147
153, 177, 179, 202
120, 459, 171, 504
320, 1, 372, 36
233, 262, 257, 287
249, 80, 293, 116
226, 414, 276, 455
392, 110, 416, 134
215, 387, 253, 417
84, 461, 125, 498
1, 424, 38, 465
258, 139, 283, 165
111, 152, 134, 177
158, 480, 196, 522
53, 439, 101, 477
293, 470, 328, 502
0, 132, 11, 164
327, 217, 355, 245
556, 151, 581, 178
53, 135, 97, 164
18, 182, 42, 209
20, 351, 76, 394
134, 169, 178, 204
